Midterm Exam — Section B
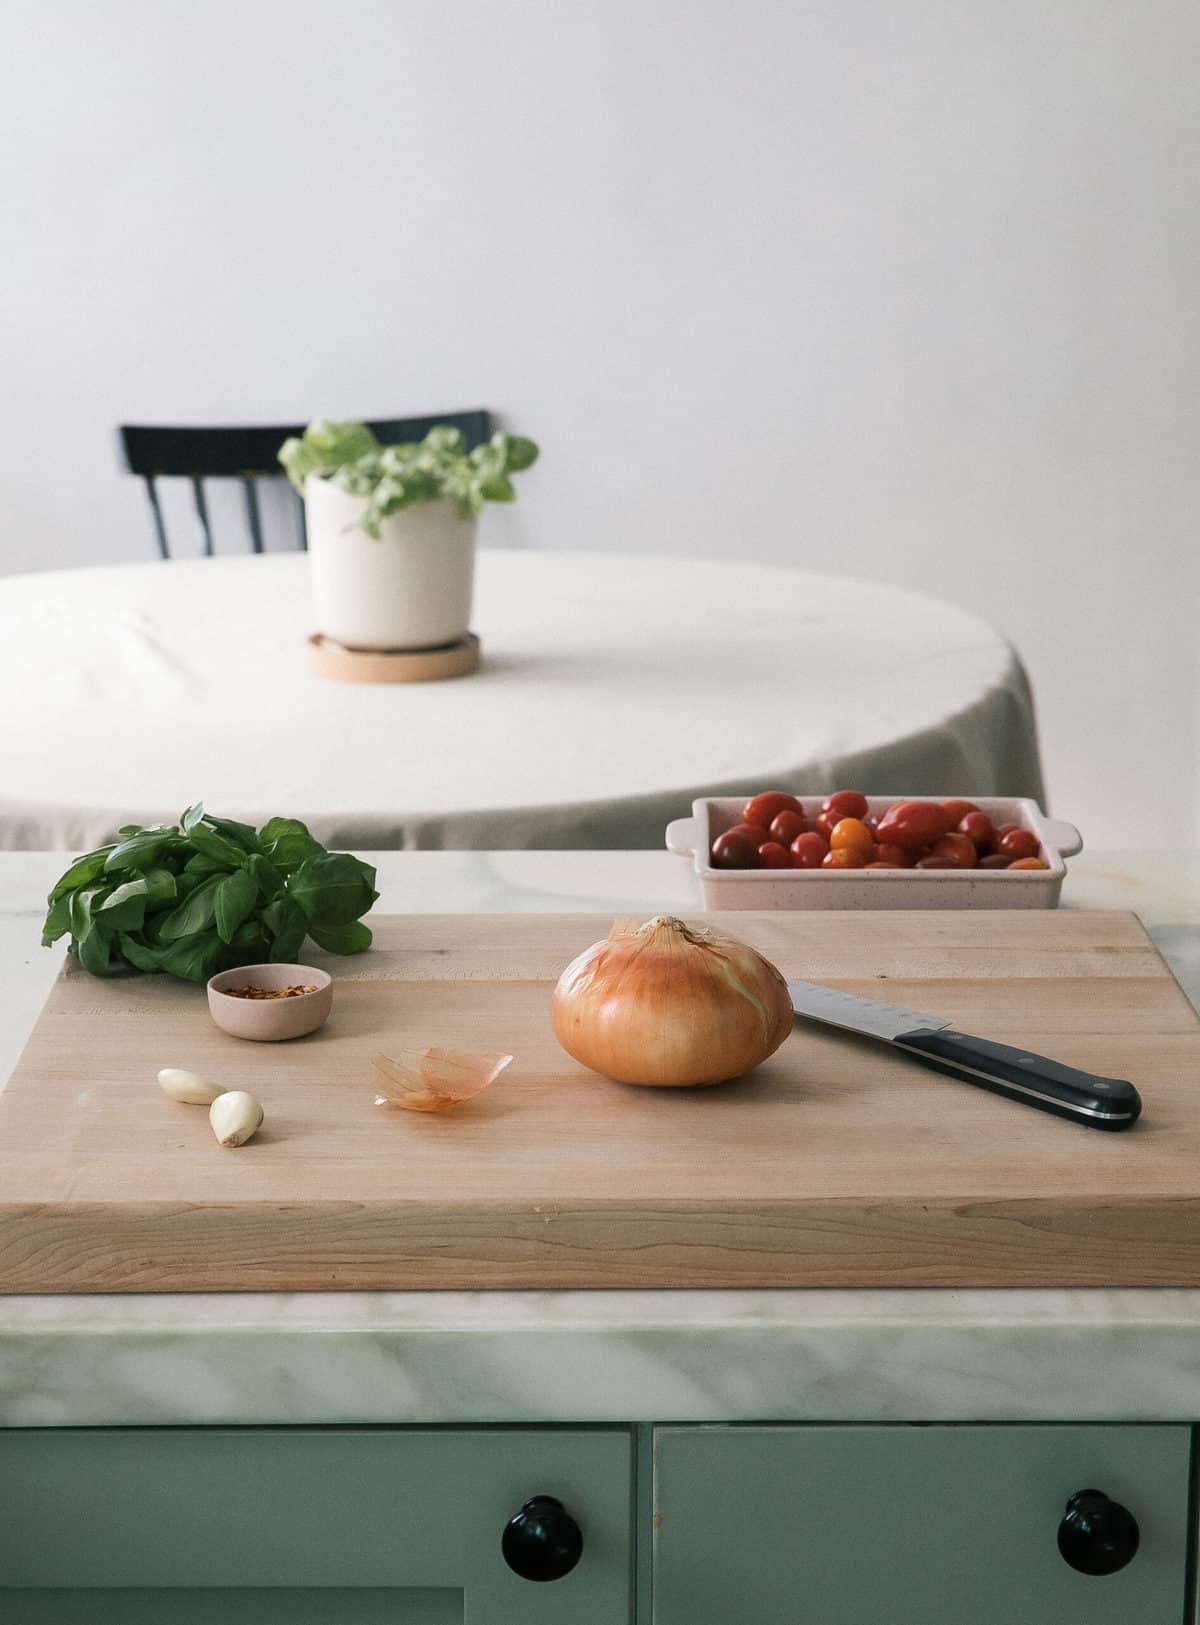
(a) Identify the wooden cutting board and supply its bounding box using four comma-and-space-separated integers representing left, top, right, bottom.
1, 911, 1199, 1292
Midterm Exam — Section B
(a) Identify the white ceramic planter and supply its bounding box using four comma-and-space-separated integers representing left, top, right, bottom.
305, 475, 478, 651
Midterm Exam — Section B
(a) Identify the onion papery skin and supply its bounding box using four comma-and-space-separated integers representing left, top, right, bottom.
551, 915, 794, 1088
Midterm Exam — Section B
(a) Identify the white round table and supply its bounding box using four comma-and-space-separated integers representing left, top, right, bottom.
0, 551, 1044, 850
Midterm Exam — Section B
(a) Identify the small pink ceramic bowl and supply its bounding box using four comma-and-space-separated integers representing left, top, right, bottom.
207, 963, 333, 1041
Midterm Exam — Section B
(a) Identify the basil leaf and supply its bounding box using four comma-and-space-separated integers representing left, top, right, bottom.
97, 877, 152, 933
104, 832, 179, 874
307, 920, 373, 955
258, 816, 312, 846
77, 921, 115, 977
142, 866, 179, 907
41, 893, 72, 947
289, 853, 377, 927
69, 884, 107, 941
157, 875, 222, 941
117, 932, 165, 972
261, 897, 309, 962
157, 931, 224, 983
204, 814, 259, 851
100, 866, 178, 933
48, 847, 116, 903
264, 831, 324, 873
187, 825, 247, 869
184, 852, 232, 879
247, 852, 285, 900
181, 802, 205, 833
215, 867, 258, 945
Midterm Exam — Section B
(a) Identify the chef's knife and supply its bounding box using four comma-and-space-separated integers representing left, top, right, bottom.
786, 980, 1142, 1131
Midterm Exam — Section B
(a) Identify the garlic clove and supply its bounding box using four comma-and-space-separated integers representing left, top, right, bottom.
373, 1047, 513, 1113
158, 1068, 226, 1106
209, 1090, 264, 1147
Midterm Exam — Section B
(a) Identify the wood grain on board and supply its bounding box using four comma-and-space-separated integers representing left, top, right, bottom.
0, 911, 1197, 1291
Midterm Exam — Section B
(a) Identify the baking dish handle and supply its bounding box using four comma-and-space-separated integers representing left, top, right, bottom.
665, 817, 699, 858
1043, 817, 1083, 858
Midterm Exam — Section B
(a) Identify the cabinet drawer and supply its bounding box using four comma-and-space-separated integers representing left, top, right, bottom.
653, 1424, 1190, 1625
0, 1428, 632, 1624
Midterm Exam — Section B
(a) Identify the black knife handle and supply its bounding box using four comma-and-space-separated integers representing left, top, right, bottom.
893, 1028, 1141, 1131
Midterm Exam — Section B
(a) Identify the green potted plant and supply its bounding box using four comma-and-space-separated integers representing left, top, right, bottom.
280, 420, 538, 651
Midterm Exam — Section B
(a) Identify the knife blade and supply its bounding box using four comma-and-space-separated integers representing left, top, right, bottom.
786, 979, 1142, 1131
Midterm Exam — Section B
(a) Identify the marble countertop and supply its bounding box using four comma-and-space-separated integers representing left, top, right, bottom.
3, 848, 1200, 1426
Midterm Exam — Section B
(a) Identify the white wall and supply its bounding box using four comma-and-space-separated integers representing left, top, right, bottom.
1, 0, 1196, 847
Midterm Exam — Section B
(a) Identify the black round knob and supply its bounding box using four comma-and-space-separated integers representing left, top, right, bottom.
1057, 1489, 1140, 1575
502, 1494, 583, 1582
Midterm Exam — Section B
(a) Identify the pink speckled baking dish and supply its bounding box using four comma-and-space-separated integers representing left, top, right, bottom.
666, 796, 1082, 910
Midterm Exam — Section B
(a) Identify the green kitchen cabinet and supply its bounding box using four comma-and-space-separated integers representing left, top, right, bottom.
0, 1428, 633, 1623
653, 1425, 1190, 1625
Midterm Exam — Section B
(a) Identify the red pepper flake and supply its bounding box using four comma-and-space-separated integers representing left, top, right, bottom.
225, 984, 317, 1000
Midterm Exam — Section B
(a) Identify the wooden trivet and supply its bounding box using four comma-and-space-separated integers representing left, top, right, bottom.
307, 632, 481, 684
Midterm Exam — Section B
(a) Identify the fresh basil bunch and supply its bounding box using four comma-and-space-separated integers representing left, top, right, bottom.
278, 419, 539, 538
42, 806, 379, 982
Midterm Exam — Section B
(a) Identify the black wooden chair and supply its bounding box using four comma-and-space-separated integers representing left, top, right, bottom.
118, 411, 491, 559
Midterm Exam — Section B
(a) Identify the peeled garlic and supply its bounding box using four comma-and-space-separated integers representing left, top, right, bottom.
158, 1068, 226, 1106
209, 1090, 264, 1147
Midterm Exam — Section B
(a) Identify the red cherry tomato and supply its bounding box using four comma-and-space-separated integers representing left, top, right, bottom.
941, 800, 978, 824
874, 842, 914, 868
821, 790, 869, 821
822, 847, 867, 869
978, 853, 1012, 869
996, 828, 1040, 861
1007, 856, 1049, 870
993, 823, 1019, 841
790, 831, 829, 869
829, 817, 875, 858
710, 830, 760, 869
957, 811, 995, 852
814, 808, 843, 841
743, 791, 805, 829
915, 852, 962, 869
875, 800, 955, 849
929, 832, 978, 869
769, 810, 808, 846
757, 841, 792, 869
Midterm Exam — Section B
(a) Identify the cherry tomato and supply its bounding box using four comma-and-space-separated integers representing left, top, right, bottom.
957, 811, 995, 852
757, 841, 792, 869
874, 842, 914, 868
1007, 856, 1049, 870
814, 808, 843, 841
875, 800, 955, 849
821, 790, 869, 820
928, 832, 978, 869
915, 852, 962, 869
829, 817, 875, 858
769, 810, 808, 846
993, 823, 1019, 841
978, 853, 1012, 869
726, 822, 772, 842
822, 847, 867, 869
996, 828, 1040, 861
710, 830, 760, 869
941, 800, 978, 824
790, 831, 829, 869
743, 791, 805, 829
